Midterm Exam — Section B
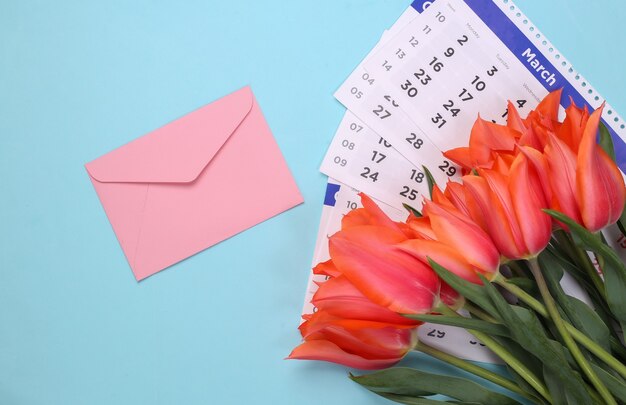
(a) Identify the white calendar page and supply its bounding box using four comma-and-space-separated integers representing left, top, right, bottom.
301, 0, 626, 364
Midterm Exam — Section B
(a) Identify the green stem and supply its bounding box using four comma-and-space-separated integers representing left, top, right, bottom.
527, 258, 616, 405
495, 275, 626, 380
414, 341, 537, 402
439, 305, 553, 403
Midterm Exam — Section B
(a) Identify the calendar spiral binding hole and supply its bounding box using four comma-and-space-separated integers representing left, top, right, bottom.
495, 0, 625, 134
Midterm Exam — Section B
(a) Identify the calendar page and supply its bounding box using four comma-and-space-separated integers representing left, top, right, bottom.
303, 0, 626, 364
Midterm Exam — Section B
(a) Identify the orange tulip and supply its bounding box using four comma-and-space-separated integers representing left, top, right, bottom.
444, 90, 565, 173
321, 192, 464, 314
288, 313, 418, 370
311, 276, 420, 327
576, 106, 626, 232
462, 152, 552, 260
544, 131, 583, 225
537, 104, 625, 232
444, 116, 518, 172
329, 225, 441, 314
288, 276, 419, 370
421, 199, 500, 275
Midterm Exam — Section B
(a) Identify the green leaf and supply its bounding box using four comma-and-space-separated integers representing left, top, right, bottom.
479, 274, 593, 404
494, 338, 549, 405
350, 368, 521, 405
542, 365, 568, 405
566, 297, 611, 352
503, 277, 536, 293
610, 337, 626, 363
591, 363, 626, 403
422, 165, 437, 199
428, 259, 500, 319
599, 121, 616, 162
379, 393, 480, 405
403, 314, 510, 337
545, 246, 620, 337
403, 203, 422, 217
545, 209, 626, 340
539, 251, 611, 351
545, 246, 594, 291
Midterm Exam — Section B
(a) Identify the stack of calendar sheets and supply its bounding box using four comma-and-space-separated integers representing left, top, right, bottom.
303, 0, 626, 363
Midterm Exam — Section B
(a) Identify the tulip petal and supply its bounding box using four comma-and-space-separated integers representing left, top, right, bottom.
443, 181, 471, 218
432, 184, 466, 216
299, 311, 417, 359
423, 200, 500, 272
341, 208, 374, 229
469, 116, 518, 167
491, 153, 514, 176
518, 124, 544, 150
329, 226, 439, 314
518, 146, 552, 204
544, 131, 583, 224
463, 175, 523, 259
406, 216, 437, 240
361, 193, 405, 232
506, 100, 526, 134
439, 281, 462, 308
312, 276, 418, 326
287, 340, 403, 370
559, 99, 587, 153
341, 194, 407, 237
509, 154, 552, 256
397, 239, 485, 283
533, 88, 562, 129
537, 88, 562, 117
444, 147, 473, 171
478, 169, 527, 257
313, 259, 341, 278
311, 323, 415, 359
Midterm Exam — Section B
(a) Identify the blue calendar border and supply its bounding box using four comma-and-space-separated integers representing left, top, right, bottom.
410, 0, 626, 170
324, 182, 340, 207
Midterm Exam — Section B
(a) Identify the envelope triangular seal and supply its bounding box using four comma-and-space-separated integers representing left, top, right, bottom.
86, 86, 254, 184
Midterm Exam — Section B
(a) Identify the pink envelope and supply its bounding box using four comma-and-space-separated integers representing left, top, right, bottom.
85, 86, 303, 280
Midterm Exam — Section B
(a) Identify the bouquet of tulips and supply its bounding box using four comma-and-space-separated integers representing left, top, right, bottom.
289, 90, 626, 405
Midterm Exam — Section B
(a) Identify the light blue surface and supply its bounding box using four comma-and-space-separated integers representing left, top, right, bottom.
1, 1, 625, 404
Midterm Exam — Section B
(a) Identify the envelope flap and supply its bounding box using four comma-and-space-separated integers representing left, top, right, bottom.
86, 86, 254, 183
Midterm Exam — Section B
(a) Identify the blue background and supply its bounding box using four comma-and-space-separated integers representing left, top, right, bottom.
1, 1, 624, 404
